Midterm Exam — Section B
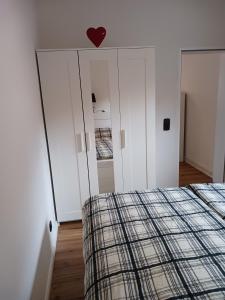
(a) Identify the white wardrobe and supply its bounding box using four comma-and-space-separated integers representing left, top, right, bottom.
37, 47, 155, 222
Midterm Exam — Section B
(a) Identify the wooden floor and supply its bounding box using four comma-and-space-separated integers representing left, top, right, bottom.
179, 162, 212, 186
50, 162, 212, 300
50, 221, 84, 300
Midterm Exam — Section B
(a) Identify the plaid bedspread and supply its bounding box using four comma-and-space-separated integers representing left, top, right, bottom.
96, 138, 113, 160
83, 187, 225, 299
190, 183, 225, 220
95, 128, 112, 139
95, 128, 113, 160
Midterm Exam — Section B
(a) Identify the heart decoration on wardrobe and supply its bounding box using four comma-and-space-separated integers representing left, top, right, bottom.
86, 27, 106, 47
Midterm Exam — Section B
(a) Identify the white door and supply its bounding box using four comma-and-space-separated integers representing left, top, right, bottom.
118, 48, 156, 191
78, 49, 124, 195
37, 51, 89, 222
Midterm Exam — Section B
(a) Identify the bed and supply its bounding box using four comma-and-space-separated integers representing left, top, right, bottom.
190, 183, 225, 220
83, 187, 225, 299
96, 138, 113, 160
95, 128, 113, 161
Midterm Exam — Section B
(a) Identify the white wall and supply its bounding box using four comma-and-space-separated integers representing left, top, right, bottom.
0, 1, 57, 299
181, 52, 220, 176
36, 0, 225, 187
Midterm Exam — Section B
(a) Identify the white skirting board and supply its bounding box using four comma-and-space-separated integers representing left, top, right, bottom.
44, 250, 56, 300
44, 222, 58, 300
185, 158, 212, 178
31, 221, 58, 300
57, 210, 82, 222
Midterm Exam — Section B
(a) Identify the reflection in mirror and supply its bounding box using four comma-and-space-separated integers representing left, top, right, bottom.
90, 60, 115, 194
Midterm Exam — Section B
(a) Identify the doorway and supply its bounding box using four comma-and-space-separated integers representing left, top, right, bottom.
179, 50, 225, 186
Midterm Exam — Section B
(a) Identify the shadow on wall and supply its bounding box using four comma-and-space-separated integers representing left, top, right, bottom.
31, 223, 53, 300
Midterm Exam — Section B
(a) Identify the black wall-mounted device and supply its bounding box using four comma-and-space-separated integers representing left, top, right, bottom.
49, 220, 52, 232
91, 93, 96, 103
163, 118, 170, 131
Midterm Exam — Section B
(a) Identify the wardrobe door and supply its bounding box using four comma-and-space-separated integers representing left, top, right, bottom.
37, 51, 89, 222
118, 48, 156, 191
78, 49, 123, 195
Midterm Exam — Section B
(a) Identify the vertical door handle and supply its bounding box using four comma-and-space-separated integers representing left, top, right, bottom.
76, 133, 85, 153
121, 129, 126, 149
86, 132, 91, 152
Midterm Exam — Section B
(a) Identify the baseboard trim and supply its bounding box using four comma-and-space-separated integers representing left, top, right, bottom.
185, 158, 212, 178
44, 222, 59, 300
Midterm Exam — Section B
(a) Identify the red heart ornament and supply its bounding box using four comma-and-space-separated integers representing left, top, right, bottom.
86, 27, 106, 47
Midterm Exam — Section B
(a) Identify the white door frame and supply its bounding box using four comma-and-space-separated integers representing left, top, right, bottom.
178, 48, 225, 183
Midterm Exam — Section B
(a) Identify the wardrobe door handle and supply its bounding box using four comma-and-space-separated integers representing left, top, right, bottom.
86, 132, 91, 152
76, 133, 85, 153
121, 129, 126, 149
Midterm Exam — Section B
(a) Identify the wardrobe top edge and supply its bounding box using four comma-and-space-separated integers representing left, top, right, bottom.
36, 46, 156, 53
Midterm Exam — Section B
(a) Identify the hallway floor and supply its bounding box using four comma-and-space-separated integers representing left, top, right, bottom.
179, 162, 212, 186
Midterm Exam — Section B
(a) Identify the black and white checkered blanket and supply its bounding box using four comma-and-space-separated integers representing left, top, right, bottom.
95, 128, 112, 139
83, 187, 225, 299
190, 183, 225, 220
95, 128, 113, 160
96, 138, 113, 160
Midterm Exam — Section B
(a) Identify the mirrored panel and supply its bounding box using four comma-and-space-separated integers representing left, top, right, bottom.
90, 60, 115, 193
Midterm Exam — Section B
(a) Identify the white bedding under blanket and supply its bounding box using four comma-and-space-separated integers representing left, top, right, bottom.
83, 187, 225, 299
190, 183, 225, 220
